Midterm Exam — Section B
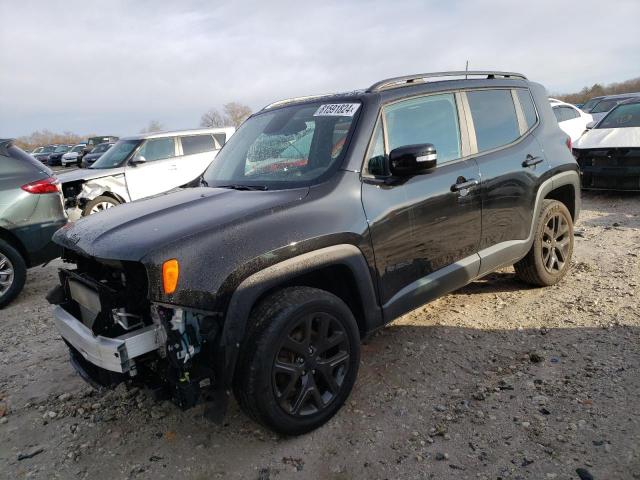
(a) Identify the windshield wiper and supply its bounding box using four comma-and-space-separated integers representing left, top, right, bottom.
217, 184, 269, 191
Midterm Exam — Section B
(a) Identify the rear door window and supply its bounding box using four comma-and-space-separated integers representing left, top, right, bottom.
137, 137, 176, 162
467, 89, 520, 152
384, 93, 461, 163
181, 135, 216, 155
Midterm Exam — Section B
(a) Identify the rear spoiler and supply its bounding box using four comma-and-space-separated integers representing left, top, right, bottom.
0, 138, 14, 156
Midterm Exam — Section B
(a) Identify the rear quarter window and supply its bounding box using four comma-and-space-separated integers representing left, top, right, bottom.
515, 89, 538, 130
181, 134, 217, 155
467, 89, 520, 152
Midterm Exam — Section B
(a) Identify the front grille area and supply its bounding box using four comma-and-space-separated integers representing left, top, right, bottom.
60, 251, 150, 337
575, 148, 640, 191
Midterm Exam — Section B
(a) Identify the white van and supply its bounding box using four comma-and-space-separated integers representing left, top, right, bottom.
58, 127, 234, 219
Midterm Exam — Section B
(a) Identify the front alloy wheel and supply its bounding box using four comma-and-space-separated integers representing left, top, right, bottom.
272, 312, 350, 416
234, 286, 360, 435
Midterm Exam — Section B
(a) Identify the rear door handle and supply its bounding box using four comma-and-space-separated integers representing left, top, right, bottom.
451, 178, 479, 192
523, 155, 544, 168
169, 164, 178, 170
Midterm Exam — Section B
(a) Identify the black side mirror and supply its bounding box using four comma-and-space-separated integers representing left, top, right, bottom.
389, 144, 437, 176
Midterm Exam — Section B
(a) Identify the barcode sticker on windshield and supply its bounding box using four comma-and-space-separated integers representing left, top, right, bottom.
314, 103, 360, 117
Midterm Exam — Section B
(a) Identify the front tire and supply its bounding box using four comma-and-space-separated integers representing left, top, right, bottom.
83, 195, 120, 216
0, 240, 27, 309
515, 199, 574, 286
233, 286, 360, 435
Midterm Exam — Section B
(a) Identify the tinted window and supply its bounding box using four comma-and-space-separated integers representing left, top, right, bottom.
562, 106, 579, 120
591, 99, 625, 114
384, 93, 461, 162
552, 107, 563, 122
181, 135, 216, 155
516, 89, 537, 129
137, 137, 175, 162
90, 139, 140, 169
467, 89, 520, 152
213, 133, 227, 147
597, 103, 640, 129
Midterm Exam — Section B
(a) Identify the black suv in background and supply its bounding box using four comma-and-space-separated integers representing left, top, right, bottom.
49, 71, 580, 435
0, 140, 67, 307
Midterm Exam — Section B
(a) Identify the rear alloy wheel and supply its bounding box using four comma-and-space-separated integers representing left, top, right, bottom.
234, 287, 360, 435
515, 199, 574, 286
83, 195, 120, 216
0, 240, 27, 309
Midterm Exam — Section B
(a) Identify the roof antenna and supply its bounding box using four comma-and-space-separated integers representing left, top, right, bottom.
465, 60, 469, 79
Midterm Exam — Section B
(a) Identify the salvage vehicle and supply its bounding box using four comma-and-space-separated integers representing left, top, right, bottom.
574, 97, 640, 190
57, 128, 234, 219
0, 140, 67, 307
549, 99, 592, 142
80, 142, 113, 168
49, 71, 580, 435
61, 144, 88, 167
583, 92, 640, 123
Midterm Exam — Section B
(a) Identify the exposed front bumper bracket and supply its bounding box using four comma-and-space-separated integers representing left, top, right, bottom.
53, 305, 163, 373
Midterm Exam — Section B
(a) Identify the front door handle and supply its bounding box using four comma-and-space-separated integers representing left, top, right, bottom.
451, 178, 479, 192
523, 155, 544, 168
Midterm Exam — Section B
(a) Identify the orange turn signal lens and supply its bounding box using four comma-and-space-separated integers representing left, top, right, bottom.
162, 259, 179, 294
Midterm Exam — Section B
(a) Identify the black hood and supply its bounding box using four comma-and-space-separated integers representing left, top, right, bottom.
54, 187, 309, 262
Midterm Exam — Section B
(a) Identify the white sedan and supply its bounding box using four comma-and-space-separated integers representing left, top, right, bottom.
573, 98, 640, 191
549, 99, 593, 143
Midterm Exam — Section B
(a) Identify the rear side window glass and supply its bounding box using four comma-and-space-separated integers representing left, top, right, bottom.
553, 107, 563, 122
467, 89, 520, 152
181, 135, 215, 155
563, 107, 579, 120
137, 137, 175, 162
384, 93, 461, 163
516, 89, 538, 129
213, 133, 227, 147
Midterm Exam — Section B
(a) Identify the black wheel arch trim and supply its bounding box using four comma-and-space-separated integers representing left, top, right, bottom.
220, 244, 382, 386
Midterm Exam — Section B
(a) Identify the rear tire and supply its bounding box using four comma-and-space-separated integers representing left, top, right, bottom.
514, 199, 574, 286
83, 195, 120, 216
233, 286, 360, 435
0, 240, 27, 309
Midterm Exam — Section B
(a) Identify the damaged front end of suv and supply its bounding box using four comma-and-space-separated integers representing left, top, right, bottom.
48, 246, 229, 419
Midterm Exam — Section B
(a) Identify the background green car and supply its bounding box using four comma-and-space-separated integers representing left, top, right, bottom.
0, 140, 67, 307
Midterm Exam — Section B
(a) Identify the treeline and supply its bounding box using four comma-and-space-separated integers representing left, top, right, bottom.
14, 130, 93, 152
556, 77, 640, 104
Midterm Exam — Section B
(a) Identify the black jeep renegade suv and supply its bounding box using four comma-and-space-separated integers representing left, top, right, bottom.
49, 71, 580, 435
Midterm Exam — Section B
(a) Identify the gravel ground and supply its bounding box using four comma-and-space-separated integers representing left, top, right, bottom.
1, 192, 639, 480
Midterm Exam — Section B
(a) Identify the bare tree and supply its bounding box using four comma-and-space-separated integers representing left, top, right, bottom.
555, 77, 640, 104
200, 109, 226, 128
140, 120, 164, 134
223, 102, 252, 128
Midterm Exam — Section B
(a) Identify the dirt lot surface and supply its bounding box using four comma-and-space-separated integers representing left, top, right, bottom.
1, 192, 639, 480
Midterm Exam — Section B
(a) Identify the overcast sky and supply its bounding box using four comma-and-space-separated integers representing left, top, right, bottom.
1, 0, 638, 138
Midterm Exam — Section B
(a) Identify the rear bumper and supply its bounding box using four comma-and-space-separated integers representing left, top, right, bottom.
53, 305, 163, 373
12, 217, 67, 267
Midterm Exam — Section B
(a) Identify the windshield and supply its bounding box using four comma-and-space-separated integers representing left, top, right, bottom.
202, 101, 360, 189
54, 145, 70, 153
581, 98, 601, 112
596, 103, 640, 129
41, 146, 56, 153
591, 98, 626, 114
90, 139, 140, 169
71, 145, 85, 153
92, 143, 111, 154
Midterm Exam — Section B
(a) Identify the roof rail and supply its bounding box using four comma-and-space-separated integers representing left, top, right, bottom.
262, 94, 334, 111
366, 71, 527, 93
